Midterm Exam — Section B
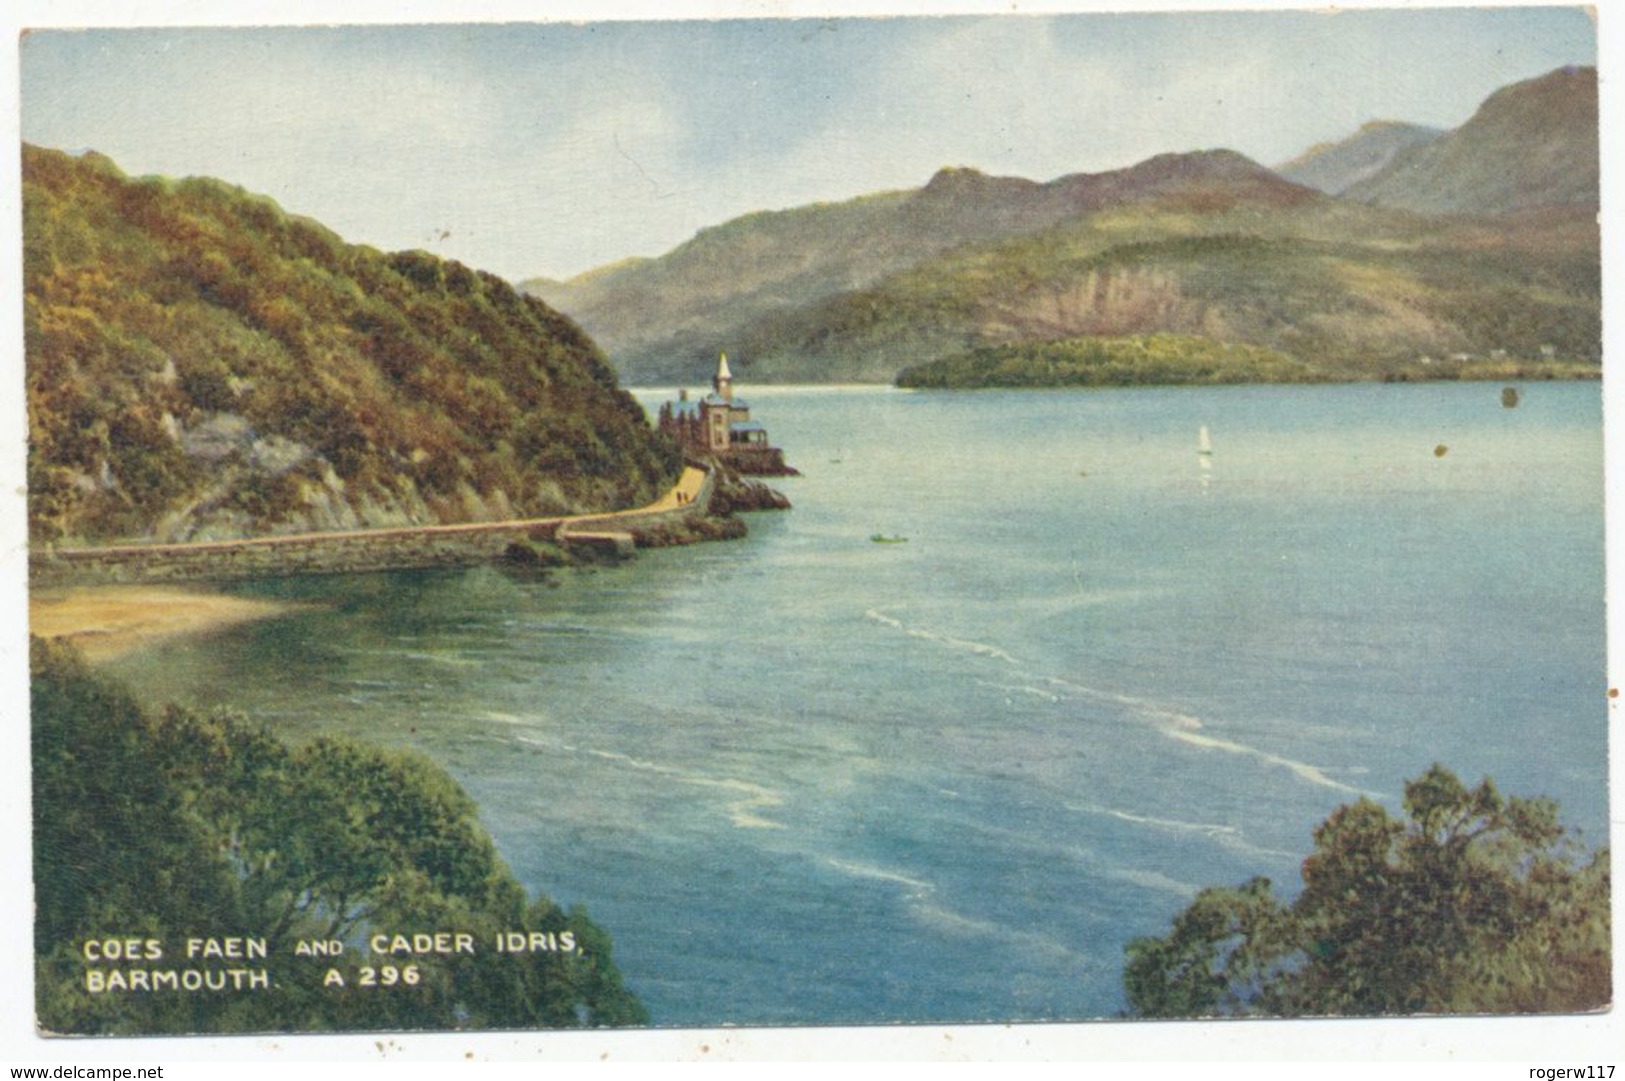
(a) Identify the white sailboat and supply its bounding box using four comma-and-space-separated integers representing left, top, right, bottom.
1197, 425, 1214, 456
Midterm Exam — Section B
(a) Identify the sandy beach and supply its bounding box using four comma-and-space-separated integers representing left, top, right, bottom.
29, 586, 298, 663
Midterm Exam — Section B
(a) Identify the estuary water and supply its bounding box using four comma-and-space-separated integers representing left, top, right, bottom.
107, 381, 1608, 1026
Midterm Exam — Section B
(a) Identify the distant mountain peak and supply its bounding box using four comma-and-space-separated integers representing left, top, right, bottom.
1124, 148, 1272, 181
918, 151, 1275, 209
925, 164, 989, 186
914, 164, 1038, 204
1342, 64, 1597, 214
1275, 122, 1445, 195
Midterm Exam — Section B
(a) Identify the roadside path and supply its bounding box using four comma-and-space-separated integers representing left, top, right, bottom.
31, 465, 715, 585
44, 466, 712, 558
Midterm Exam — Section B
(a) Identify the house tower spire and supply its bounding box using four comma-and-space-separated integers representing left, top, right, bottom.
713, 352, 733, 403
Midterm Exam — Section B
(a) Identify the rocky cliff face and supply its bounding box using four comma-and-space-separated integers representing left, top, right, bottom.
978, 266, 1202, 343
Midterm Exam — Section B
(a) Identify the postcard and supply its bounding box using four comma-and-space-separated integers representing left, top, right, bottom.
4, 0, 1619, 1064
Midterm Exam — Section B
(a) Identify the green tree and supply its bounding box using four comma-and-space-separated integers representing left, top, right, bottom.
1122, 765, 1610, 1018
32, 639, 647, 1034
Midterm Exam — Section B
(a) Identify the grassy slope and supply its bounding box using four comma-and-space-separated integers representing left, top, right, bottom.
24, 145, 679, 543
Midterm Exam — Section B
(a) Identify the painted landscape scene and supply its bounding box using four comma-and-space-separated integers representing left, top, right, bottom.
16, 6, 1611, 1042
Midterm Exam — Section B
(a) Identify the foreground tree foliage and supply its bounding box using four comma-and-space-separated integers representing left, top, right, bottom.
32, 639, 646, 1034
1123, 765, 1610, 1018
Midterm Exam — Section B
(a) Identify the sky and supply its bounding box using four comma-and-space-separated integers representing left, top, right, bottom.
16, 4, 1599, 282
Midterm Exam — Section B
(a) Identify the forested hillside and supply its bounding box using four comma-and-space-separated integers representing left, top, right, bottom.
23, 144, 679, 544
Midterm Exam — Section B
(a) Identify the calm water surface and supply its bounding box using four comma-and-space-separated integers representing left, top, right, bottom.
109, 382, 1608, 1026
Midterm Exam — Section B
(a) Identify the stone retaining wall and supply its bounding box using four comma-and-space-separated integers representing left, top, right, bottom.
31, 467, 716, 587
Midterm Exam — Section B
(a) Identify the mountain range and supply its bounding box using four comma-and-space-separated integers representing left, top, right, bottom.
525, 66, 1599, 386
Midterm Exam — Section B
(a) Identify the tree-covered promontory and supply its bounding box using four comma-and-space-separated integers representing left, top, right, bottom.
895, 334, 1318, 389
1122, 765, 1610, 1018
23, 144, 680, 545
32, 639, 647, 1034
